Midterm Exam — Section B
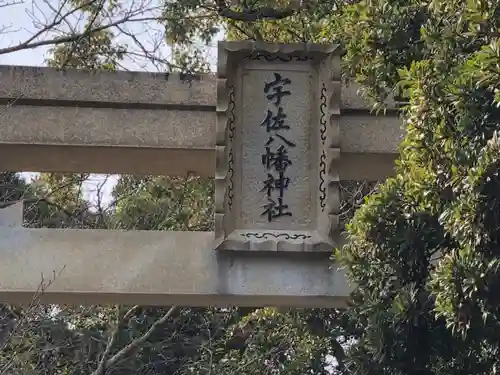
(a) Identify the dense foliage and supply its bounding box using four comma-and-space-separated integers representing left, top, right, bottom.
337, 0, 500, 374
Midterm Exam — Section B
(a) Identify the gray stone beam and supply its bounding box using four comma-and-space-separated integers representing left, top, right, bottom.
0, 65, 395, 109
0, 166, 352, 308
0, 65, 404, 180
0, 227, 351, 307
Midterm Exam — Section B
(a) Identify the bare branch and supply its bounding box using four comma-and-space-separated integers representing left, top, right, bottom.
91, 306, 178, 375
0, 0, 23, 8
93, 305, 140, 375
339, 180, 380, 227
0, 5, 164, 56
0, 91, 25, 118
42, 0, 79, 35
0, 266, 66, 375
114, 22, 172, 71
0, 0, 103, 118
5, 0, 100, 56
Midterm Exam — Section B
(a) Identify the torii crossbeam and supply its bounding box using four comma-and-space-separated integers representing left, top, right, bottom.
0, 41, 404, 307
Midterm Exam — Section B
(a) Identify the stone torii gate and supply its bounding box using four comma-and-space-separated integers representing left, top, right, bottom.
0, 41, 404, 308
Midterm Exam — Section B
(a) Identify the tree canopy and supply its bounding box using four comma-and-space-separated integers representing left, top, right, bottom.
336, 0, 500, 374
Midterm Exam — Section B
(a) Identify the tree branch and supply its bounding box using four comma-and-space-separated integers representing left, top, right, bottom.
91, 306, 177, 375
0, 11, 163, 56
0, 0, 99, 56
218, 6, 295, 21
226, 19, 256, 39
0, 266, 66, 375
93, 305, 140, 375
0, 0, 22, 8
214, 1, 314, 22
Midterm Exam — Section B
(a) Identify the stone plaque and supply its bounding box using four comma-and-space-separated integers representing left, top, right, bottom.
215, 41, 341, 252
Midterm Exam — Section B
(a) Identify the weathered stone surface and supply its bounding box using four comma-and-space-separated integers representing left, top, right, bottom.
214, 41, 341, 253
0, 106, 214, 148
0, 63, 403, 180
0, 106, 402, 152
0, 64, 397, 109
0, 144, 215, 177
239, 69, 313, 231
340, 114, 404, 153
0, 65, 215, 106
340, 81, 398, 110
0, 202, 23, 227
0, 228, 350, 307
0, 144, 396, 180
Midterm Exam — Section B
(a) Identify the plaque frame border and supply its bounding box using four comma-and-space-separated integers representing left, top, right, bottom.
215, 41, 341, 252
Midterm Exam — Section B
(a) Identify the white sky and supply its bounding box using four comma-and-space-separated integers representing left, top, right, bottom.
0, 1, 48, 66
1, 0, 221, 207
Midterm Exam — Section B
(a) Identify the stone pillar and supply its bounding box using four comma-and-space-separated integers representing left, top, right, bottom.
0, 202, 23, 228
215, 41, 341, 252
